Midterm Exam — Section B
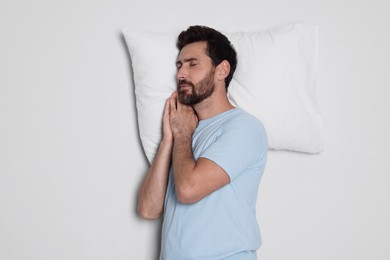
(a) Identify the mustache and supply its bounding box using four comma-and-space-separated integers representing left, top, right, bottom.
178, 79, 195, 88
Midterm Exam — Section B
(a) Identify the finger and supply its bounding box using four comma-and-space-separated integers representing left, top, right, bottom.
176, 93, 188, 111
164, 98, 170, 117
172, 91, 182, 111
184, 104, 193, 111
169, 92, 177, 111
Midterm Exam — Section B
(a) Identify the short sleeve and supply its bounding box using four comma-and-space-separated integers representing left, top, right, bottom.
199, 115, 267, 181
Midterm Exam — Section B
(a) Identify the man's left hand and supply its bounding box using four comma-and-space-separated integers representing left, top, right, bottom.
169, 92, 198, 139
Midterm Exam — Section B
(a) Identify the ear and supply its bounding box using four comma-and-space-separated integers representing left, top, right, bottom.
216, 60, 230, 81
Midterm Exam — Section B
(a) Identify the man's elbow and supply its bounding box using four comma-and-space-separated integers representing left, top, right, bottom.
176, 186, 202, 204
137, 204, 162, 220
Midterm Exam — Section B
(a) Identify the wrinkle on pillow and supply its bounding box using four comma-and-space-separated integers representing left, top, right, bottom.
122, 23, 323, 163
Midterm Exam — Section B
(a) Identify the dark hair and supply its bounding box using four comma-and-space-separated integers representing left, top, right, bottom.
176, 25, 237, 89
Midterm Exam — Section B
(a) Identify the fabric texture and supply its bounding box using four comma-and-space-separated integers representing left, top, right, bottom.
160, 108, 267, 260
122, 23, 323, 163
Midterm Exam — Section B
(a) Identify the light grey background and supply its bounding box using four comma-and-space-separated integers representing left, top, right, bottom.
1, 0, 389, 259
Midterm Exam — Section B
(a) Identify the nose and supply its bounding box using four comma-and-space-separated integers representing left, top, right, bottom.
176, 66, 188, 81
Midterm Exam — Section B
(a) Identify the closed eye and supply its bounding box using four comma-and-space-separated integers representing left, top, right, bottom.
176, 58, 199, 70
176, 61, 182, 70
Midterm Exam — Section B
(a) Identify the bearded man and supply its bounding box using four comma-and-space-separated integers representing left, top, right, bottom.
137, 25, 268, 260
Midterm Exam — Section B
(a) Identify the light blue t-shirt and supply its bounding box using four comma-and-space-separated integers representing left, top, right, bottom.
160, 108, 267, 260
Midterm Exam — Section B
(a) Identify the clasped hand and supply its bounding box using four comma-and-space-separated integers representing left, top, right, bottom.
162, 92, 198, 142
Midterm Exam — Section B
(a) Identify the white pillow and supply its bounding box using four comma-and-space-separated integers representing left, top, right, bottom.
122, 23, 323, 163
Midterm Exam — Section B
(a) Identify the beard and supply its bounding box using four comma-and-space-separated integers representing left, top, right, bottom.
177, 68, 215, 105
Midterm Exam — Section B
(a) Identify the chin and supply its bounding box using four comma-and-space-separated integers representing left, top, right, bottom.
178, 95, 197, 106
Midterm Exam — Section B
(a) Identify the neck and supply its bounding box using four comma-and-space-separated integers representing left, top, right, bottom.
193, 90, 235, 120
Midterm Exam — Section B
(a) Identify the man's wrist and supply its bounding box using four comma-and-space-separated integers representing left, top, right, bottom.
173, 133, 192, 143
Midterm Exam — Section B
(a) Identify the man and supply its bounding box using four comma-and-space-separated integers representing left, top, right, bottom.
137, 25, 267, 259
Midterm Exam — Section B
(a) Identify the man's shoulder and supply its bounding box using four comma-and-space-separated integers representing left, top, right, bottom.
229, 108, 264, 128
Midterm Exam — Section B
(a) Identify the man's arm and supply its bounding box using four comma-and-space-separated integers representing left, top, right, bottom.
137, 99, 173, 219
169, 94, 230, 204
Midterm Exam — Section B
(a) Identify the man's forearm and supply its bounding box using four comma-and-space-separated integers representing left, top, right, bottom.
137, 139, 172, 219
172, 135, 197, 203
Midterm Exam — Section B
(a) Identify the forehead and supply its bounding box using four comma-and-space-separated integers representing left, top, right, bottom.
177, 41, 209, 61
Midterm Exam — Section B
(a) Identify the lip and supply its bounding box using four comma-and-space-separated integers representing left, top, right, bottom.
179, 84, 191, 90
